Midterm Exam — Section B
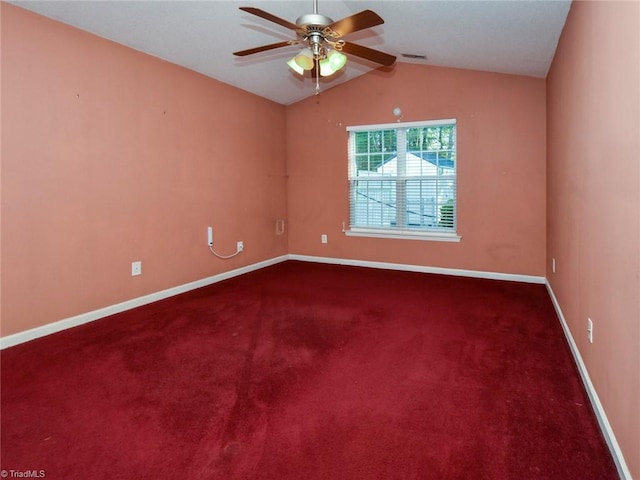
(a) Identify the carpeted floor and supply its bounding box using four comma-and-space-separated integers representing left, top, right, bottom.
1, 261, 618, 479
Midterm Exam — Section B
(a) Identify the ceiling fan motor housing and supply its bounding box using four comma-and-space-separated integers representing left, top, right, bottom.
296, 13, 334, 29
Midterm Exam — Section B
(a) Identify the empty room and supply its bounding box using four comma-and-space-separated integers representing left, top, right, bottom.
1, 1, 638, 479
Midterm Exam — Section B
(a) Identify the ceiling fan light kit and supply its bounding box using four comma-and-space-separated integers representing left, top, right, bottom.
234, 0, 396, 95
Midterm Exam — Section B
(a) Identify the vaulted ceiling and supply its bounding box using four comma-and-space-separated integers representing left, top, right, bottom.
11, 1, 572, 105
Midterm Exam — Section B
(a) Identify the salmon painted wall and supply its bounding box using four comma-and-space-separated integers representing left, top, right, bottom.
1, 4, 288, 337
286, 63, 546, 276
546, 1, 640, 477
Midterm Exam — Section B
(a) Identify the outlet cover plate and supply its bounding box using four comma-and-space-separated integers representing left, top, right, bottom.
131, 261, 142, 276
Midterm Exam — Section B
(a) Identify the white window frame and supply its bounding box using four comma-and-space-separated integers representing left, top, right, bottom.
346, 119, 460, 242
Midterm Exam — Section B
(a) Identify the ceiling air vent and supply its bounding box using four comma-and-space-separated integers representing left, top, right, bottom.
401, 53, 427, 60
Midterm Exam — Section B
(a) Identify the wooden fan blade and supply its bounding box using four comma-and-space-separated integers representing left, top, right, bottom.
341, 42, 396, 66
234, 40, 297, 57
325, 10, 384, 37
239, 7, 299, 31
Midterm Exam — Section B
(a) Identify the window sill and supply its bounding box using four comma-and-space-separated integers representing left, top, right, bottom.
344, 228, 461, 242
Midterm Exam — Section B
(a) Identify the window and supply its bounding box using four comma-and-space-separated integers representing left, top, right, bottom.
346, 119, 459, 241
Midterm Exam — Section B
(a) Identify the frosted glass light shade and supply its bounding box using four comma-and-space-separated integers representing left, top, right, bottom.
319, 59, 336, 77
287, 57, 304, 75
320, 49, 347, 77
294, 49, 314, 70
328, 49, 347, 70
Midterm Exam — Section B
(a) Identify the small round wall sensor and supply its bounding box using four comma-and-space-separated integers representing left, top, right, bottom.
393, 107, 402, 117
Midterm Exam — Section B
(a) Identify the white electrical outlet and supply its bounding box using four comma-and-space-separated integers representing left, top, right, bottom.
207, 226, 213, 246
321, 234, 328, 244
131, 261, 142, 276
587, 318, 593, 343
237, 241, 244, 252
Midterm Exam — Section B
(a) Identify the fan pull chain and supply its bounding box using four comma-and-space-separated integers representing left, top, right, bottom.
315, 58, 321, 96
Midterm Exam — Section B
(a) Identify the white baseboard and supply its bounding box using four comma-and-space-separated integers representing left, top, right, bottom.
289, 254, 546, 284
545, 281, 631, 480
0, 255, 289, 350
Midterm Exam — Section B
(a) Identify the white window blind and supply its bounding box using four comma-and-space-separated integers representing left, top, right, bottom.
347, 119, 457, 240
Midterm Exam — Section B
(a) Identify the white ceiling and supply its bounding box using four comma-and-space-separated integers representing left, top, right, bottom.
11, 0, 572, 105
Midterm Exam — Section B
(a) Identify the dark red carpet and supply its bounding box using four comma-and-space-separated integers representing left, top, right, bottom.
1, 261, 618, 479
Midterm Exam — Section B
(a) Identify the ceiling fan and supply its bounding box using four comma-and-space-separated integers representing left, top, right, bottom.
233, 0, 396, 92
